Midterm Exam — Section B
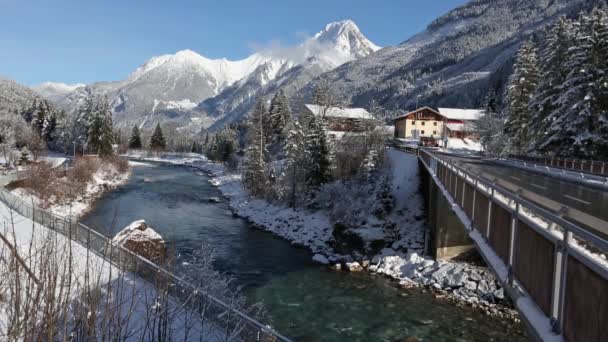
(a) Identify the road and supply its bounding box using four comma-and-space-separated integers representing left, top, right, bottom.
437, 153, 608, 239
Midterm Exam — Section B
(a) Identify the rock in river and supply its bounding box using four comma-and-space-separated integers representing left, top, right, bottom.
312, 254, 330, 265
112, 220, 167, 263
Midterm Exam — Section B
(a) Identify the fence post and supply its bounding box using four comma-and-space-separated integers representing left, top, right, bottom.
486, 189, 494, 238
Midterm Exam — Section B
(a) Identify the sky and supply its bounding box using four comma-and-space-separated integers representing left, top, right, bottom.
0, 0, 467, 86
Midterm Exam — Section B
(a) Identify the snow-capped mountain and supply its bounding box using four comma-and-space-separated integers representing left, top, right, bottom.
305, 0, 590, 114
39, 19, 379, 133
198, 19, 381, 131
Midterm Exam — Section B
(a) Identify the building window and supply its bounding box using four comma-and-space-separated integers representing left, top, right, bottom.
433, 131, 437, 135
434, 122, 437, 126
421, 122, 425, 126
421, 130, 425, 135
412, 121, 415, 125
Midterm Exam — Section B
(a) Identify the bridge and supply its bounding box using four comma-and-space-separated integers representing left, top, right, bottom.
414, 147, 608, 342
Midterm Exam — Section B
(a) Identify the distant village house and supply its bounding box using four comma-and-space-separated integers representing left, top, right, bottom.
392, 106, 484, 141
303, 104, 376, 139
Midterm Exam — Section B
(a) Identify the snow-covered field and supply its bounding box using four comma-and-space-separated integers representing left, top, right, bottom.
132, 150, 512, 314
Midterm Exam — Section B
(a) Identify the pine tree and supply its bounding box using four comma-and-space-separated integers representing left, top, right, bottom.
242, 99, 269, 197
529, 17, 575, 150
268, 89, 291, 143
128, 125, 142, 149
544, 9, 608, 158
149, 123, 166, 151
503, 40, 539, 153
312, 83, 330, 107
87, 96, 114, 157
305, 114, 334, 188
284, 118, 307, 207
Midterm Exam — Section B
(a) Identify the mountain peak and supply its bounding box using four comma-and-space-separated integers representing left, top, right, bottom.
312, 19, 380, 63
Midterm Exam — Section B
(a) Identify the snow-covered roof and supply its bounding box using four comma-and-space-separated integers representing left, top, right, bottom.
305, 104, 373, 120
438, 108, 485, 121
392, 106, 440, 121
446, 122, 476, 132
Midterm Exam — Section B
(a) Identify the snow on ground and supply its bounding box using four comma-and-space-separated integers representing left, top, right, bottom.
132, 151, 512, 313
443, 138, 482, 152
0, 200, 227, 341
204, 166, 335, 255
11, 162, 130, 219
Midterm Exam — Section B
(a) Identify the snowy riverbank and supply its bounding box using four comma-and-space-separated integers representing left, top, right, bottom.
130, 151, 519, 319
8, 158, 132, 219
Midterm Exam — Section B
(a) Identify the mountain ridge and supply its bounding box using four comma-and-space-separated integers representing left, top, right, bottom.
37, 19, 378, 133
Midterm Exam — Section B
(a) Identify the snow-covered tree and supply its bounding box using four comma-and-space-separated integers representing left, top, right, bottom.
86, 96, 114, 157
242, 99, 270, 197
283, 118, 307, 207
542, 9, 608, 158
149, 123, 166, 151
305, 114, 334, 188
529, 16, 576, 150
503, 40, 539, 153
128, 125, 142, 149
268, 89, 291, 143
207, 126, 237, 164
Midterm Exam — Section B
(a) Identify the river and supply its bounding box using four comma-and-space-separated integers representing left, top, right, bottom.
82, 161, 527, 341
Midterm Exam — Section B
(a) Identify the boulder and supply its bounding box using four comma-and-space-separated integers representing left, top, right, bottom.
346, 261, 364, 272
112, 220, 167, 263
312, 254, 330, 265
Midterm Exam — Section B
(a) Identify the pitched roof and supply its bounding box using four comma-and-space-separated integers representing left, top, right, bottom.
392, 106, 440, 121
438, 108, 485, 121
305, 104, 373, 120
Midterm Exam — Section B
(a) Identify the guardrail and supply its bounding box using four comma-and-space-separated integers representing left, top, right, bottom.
509, 154, 608, 177
0, 186, 291, 342
418, 148, 608, 342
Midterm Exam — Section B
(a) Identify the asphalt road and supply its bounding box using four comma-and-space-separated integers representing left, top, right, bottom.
437, 153, 608, 239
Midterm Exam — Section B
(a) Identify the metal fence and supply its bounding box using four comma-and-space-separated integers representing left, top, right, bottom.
418, 148, 608, 342
509, 154, 608, 177
0, 186, 291, 342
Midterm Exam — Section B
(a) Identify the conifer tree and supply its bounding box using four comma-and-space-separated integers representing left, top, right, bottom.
503, 40, 539, 153
305, 114, 334, 188
149, 123, 166, 151
543, 9, 608, 157
284, 118, 307, 207
529, 17, 575, 150
87, 96, 114, 157
269, 89, 291, 143
242, 99, 269, 197
128, 125, 142, 149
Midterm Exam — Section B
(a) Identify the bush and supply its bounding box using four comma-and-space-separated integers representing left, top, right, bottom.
24, 162, 58, 206
69, 157, 99, 187
108, 156, 129, 174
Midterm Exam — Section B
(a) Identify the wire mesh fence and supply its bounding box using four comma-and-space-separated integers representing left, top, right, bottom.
0, 186, 291, 342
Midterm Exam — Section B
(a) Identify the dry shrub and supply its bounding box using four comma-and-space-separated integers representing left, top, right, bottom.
69, 157, 100, 186
24, 162, 58, 206
108, 156, 129, 174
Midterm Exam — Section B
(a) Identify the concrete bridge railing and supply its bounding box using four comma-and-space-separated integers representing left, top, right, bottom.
417, 148, 608, 342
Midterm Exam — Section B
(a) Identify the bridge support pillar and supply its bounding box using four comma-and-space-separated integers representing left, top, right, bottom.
421, 161, 474, 260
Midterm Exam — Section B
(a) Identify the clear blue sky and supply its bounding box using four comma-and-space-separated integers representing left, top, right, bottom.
0, 0, 466, 86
